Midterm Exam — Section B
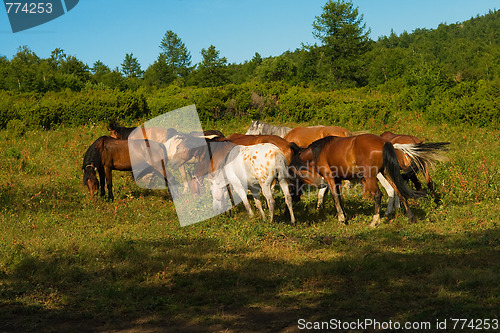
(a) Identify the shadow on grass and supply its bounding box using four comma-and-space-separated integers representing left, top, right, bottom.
1, 227, 499, 332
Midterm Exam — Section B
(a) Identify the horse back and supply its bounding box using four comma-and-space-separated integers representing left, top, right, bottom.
240, 143, 286, 184
228, 134, 293, 164
99, 137, 132, 170
285, 125, 351, 147
380, 131, 422, 144
319, 134, 386, 177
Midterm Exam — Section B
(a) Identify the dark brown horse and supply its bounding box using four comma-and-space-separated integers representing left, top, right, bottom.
226, 133, 300, 164
291, 134, 424, 226
109, 122, 178, 143
284, 125, 352, 148
82, 138, 101, 198
82, 136, 177, 200
108, 121, 136, 140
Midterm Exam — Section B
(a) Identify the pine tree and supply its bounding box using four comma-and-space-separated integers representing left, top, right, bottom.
121, 53, 143, 78
312, 0, 372, 88
160, 30, 192, 79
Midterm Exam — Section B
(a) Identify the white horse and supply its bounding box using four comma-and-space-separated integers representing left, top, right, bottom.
211, 143, 296, 225
245, 120, 291, 138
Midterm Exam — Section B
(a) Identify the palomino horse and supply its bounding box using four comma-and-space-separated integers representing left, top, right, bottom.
380, 131, 449, 214
290, 134, 424, 227
211, 143, 296, 224
245, 120, 291, 138
226, 133, 300, 164
284, 125, 353, 148
82, 136, 177, 200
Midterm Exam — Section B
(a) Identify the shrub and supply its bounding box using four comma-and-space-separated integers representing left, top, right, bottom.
426, 79, 500, 128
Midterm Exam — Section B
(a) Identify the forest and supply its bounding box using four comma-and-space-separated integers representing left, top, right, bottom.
0, 3, 499, 130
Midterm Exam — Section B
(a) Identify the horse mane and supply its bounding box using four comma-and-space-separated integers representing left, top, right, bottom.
308, 136, 336, 161
108, 121, 135, 139
289, 142, 302, 156
108, 121, 119, 131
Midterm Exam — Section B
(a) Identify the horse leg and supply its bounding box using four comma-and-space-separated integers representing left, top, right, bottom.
233, 183, 254, 218
317, 187, 328, 210
410, 174, 423, 191
385, 177, 415, 222
179, 165, 190, 193
324, 176, 346, 224
377, 173, 395, 216
98, 168, 106, 198
104, 167, 114, 201
249, 186, 266, 221
260, 182, 275, 223
279, 178, 296, 225
363, 177, 382, 227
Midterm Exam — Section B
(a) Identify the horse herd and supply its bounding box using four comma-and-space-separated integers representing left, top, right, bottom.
82, 120, 449, 227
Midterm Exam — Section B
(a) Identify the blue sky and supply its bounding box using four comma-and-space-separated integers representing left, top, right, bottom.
1, 0, 498, 70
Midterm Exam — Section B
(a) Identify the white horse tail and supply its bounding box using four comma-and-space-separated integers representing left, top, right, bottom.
393, 142, 450, 174
275, 151, 292, 182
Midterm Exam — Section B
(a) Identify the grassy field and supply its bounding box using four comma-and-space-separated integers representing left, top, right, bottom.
0, 116, 499, 332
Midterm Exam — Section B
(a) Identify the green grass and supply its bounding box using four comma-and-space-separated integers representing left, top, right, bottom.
0, 119, 499, 332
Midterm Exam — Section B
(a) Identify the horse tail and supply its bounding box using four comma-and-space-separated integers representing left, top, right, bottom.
382, 142, 423, 199
275, 151, 292, 182
393, 142, 450, 175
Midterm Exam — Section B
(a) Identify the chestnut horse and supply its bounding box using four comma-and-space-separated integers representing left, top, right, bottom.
226, 133, 300, 164
290, 134, 424, 227
313, 132, 449, 215
380, 131, 448, 212
82, 136, 177, 200
284, 125, 352, 148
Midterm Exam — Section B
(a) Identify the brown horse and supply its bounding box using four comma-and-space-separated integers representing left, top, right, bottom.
290, 134, 424, 226
226, 133, 300, 164
109, 123, 177, 143
380, 131, 447, 205
284, 125, 352, 148
82, 136, 177, 200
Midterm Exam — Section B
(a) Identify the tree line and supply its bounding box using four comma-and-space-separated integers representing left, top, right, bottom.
1, 1, 498, 93
0, 1, 498, 131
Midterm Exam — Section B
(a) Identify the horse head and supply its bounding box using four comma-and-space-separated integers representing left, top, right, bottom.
83, 164, 99, 198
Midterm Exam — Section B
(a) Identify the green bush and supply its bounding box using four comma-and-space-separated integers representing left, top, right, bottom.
5, 119, 26, 136
1, 79, 498, 130
426, 79, 500, 128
